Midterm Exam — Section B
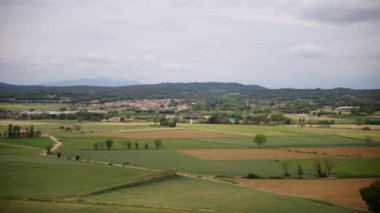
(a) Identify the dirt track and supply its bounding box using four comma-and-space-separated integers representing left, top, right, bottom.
236, 178, 377, 210
283, 146, 380, 158
178, 149, 317, 160
94, 129, 242, 139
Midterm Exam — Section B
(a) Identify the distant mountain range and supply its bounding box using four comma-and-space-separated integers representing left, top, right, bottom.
44, 78, 140, 87
0, 81, 378, 104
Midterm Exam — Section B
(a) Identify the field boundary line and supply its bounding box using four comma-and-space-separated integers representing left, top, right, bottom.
0, 142, 39, 149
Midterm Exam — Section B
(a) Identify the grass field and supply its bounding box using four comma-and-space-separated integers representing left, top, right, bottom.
1, 119, 380, 212
60, 149, 380, 177
0, 137, 53, 149
0, 200, 185, 213
0, 103, 73, 112
88, 176, 359, 213
55, 135, 370, 151
0, 144, 158, 198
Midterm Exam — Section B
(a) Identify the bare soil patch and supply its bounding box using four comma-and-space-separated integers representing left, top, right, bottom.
178, 149, 317, 160
283, 146, 380, 158
94, 129, 241, 139
236, 178, 377, 210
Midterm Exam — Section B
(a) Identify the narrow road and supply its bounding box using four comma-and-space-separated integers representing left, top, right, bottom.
40, 136, 63, 156
49, 136, 62, 152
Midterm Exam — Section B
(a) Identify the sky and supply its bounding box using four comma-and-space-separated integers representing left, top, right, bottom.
0, 0, 379, 89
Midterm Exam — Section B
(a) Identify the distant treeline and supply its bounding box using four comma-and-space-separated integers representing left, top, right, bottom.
1, 82, 379, 115
1, 82, 379, 102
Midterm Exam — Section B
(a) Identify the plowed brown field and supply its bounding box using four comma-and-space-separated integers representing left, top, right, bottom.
282, 146, 380, 158
178, 149, 317, 160
94, 129, 242, 139
236, 178, 377, 210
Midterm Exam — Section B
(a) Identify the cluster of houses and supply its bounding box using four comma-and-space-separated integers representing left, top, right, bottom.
85, 99, 191, 112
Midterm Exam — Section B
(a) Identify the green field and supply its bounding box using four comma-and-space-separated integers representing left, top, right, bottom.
0, 137, 53, 149
0, 103, 73, 112
291, 158, 380, 178
0, 144, 158, 198
88, 176, 358, 213
61, 149, 380, 178
0, 200, 185, 213
55, 135, 369, 151
1, 119, 380, 212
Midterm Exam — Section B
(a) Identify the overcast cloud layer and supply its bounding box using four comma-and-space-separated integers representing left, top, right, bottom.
0, 0, 379, 89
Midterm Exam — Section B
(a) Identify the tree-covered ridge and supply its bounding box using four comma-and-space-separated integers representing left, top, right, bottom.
0, 82, 267, 102
1, 82, 379, 104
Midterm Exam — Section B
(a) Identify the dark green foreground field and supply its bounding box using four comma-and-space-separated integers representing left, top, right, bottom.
1, 121, 380, 212
0, 144, 359, 213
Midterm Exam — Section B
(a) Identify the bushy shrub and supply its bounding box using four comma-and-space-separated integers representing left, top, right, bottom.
245, 173, 260, 179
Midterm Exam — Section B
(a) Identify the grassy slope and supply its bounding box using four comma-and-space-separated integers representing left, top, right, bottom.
184, 123, 380, 142
0, 144, 157, 197
56, 135, 368, 151
2, 121, 379, 142
0, 137, 53, 149
290, 158, 380, 178
61, 149, 380, 177
0, 200, 186, 213
88, 176, 359, 213
0, 103, 73, 112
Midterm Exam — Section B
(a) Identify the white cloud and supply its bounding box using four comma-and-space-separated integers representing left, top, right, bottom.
160, 61, 188, 71
287, 43, 326, 58
144, 54, 158, 63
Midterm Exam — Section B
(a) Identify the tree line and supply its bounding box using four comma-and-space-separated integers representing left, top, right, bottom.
93, 139, 163, 150
3, 124, 40, 138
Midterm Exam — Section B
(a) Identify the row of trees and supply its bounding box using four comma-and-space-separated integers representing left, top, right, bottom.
6, 124, 40, 138
93, 139, 163, 150
152, 115, 177, 127
59, 125, 82, 133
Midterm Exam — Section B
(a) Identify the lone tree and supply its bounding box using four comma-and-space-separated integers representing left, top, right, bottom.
105, 139, 114, 150
135, 142, 139, 150
253, 134, 267, 147
73, 125, 81, 133
123, 140, 132, 150
297, 164, 304, 179
93, 142, 99, 150
360, 180, 380, 213
45, 143, 53, 154
29, 125, 34, 138
8, 124, 13, 138
281, 161, 291, 177
324, 158, 336, 177
312, 158, 324, 177
154, 138, 162, 149
65, 127, 72, 133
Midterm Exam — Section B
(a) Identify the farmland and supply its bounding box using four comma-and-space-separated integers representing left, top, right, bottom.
236, 178, 377, 210
0, 119, 379, 212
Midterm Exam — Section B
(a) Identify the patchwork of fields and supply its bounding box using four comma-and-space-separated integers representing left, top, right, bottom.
1, 120, 379, 212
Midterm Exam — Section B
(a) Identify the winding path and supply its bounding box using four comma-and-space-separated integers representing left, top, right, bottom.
40, 136, 63, 156
49, 136, 62, 152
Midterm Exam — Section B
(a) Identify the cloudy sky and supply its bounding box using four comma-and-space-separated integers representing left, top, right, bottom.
0, 0, 379, 89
